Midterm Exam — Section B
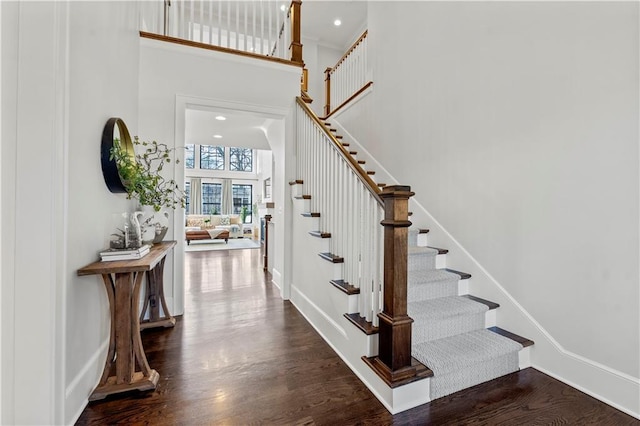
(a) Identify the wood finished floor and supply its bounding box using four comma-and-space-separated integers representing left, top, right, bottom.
77, 248, 638, 425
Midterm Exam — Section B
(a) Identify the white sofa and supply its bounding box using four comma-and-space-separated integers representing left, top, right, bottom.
186, 214, 244, 239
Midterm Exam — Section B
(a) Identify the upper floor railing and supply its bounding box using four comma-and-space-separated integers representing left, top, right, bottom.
140, 0, 303, 65
324, 30, 371, 118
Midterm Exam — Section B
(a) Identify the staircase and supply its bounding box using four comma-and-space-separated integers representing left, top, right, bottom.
292, 98, 534, 411
405, 231, 533, 399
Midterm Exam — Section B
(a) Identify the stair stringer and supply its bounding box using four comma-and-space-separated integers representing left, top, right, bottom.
327, 117, 640, 418
289, 190, 431, 414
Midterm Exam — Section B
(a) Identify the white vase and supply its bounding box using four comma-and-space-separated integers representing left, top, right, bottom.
139, 206, 170, 245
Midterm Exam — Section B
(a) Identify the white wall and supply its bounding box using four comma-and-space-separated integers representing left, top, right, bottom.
138, 38, 300, 310
336, 1, 639, 416
1, 1, 141, 424
301, 37, 343, 117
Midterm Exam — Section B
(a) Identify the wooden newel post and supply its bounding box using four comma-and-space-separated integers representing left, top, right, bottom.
370, 185, 417, 385
289, 0, 303, 64
263, 214, 272, 271
324, 67, 332, 117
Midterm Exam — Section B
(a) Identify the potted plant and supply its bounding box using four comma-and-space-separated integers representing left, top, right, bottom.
110, 137, 186, 243
240, 205, 248, 224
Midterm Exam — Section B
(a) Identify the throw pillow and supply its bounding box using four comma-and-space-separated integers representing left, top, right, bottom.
220, 215, 231, 226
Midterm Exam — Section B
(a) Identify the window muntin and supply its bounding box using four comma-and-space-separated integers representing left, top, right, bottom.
200, 145, 225, 170
185, 144, 195, 169
232, 184, 252, 223
185, 182, 191, 213
202, 183, 222, 214
229, 147, 253, 172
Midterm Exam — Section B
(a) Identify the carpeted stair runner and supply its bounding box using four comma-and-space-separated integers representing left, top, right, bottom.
408, 230, 522, 400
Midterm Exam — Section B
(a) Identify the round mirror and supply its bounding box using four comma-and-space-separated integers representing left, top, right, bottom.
101, 117, 135, 193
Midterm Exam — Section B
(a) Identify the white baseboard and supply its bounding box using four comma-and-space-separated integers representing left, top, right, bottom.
65, 339, 108, 425
272, 268, 282, 292
331, 117, 640, 419
290, 285, 431, 414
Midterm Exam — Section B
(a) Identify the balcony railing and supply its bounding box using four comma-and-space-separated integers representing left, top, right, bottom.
140, 0, 302, 65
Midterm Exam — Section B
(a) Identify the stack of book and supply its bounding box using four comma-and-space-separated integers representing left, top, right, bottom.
100, 244, 151, 262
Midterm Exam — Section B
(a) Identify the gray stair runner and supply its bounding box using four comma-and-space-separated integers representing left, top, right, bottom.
408, 230, 522, 400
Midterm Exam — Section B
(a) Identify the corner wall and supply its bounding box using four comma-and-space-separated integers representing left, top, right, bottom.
138, 38, 301, 309
336, 1, 639, 416
2, 1, 141, 424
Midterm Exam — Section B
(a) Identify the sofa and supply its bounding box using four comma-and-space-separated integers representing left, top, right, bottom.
185, 214, 244, 242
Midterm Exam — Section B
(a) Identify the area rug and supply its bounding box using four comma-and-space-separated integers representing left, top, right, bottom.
185, 238, 261, 252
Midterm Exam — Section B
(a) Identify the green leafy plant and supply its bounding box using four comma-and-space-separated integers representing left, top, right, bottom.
240, 205, 248, 223
110, 137, 186, 211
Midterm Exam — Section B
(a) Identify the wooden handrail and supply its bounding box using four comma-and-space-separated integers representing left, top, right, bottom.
328, 30, 368, 73
322, 81, 373, 121
139, 32, 304, 68
157, 1, 302, 65
296, 97, 382, 205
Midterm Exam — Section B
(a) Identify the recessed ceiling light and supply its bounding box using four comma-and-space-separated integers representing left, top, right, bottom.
334, 19, 341, 26
280, 4, 286, 11
213, 134, 223, 139
215, 115, 226, 121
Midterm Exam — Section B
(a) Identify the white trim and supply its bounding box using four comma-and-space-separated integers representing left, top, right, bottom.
272, 268, 282, 292
291, 285, 347, 339
327, 83, 373, 121
174, 95, 291, 315
410, 194, 640, 387
289, 288, 431, 414
65, 339, 108, 399
65, 339, 109, 425
534, 365, 640, 420
140, 37, 302, 74
331, 118, 640, 418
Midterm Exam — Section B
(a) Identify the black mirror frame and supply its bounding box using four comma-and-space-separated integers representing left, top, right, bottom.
101, 117, 135, 193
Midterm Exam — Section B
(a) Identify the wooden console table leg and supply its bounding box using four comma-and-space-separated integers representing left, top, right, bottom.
90, 271, 159, 401
140, 257, 176, 330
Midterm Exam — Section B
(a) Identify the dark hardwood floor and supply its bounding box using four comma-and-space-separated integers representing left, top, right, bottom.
77, 247, 638, 425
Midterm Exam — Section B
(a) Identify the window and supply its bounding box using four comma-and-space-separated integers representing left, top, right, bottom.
185, 144, 195, 169
232, 184, 252, 223
200, 145, 225, 170
202, 183, 222, 214
185, 182, 191, 213
229, 147, 253, 172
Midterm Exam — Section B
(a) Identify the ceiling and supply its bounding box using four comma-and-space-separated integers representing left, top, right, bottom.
301, 1, 368, 50
185, 109, 273, 150
185, 1, 367, 150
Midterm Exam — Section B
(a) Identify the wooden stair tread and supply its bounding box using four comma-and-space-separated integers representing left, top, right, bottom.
488, 326, 535, 348
357, 160, 366, 164
418, 228, 430, 234
462, 294, 499, 310
294, 195, 311, 200
335, 135, 343, 139
309, 231, 331, 239
319, 252, 344, 263
349, 151, 358, 155
330, 279, 359, 295
288, 179, 303, 185
377, 183, 386, 187
443, 268, 471, 280
427, 246, 448, 254
362, 356, 433, 388
301, 212, 321, 218
344, 313, 378, 335
366, 170, 375, 175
